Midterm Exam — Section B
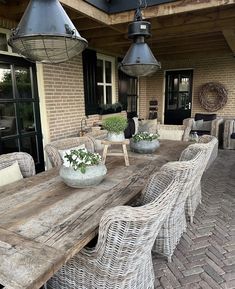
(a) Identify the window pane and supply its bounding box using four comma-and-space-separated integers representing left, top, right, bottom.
21, 135, 38, 163
106, 86, 112, 104
0, 33, 8, 51
15, 67, 33, 99
105, 61, 111, 83
179, 76, 189, 92
0, 138, 19, 154
97, 85, 104, 105
19, 102, 35, 132
0, 103, 17, 137
0, 63, 13, 99
97, 59, 103, 83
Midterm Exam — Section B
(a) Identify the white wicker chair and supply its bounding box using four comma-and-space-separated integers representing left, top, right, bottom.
181, 135, 218, 223
45, 136, 95, 167
139, 146, 205, 261
0, 152, 35, 177
47, 171, 181, 289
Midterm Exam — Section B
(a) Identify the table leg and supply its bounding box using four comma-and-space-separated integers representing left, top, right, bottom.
102, 144, 108, 164
122, 144, 129, 166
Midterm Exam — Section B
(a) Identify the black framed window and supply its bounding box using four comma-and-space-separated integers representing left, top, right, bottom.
0, 54, 44, 172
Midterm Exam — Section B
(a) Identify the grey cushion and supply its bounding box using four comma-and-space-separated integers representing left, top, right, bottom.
138, 119, 158, 134
192, 119, 203, 130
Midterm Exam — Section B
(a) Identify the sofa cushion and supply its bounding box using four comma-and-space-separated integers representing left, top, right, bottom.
0, 161, 23, 187
201, 120, 212, 131
138, 119, 158, 134
124, 118, 136, 139
195, 113, 216, 121
192, 119, 203, 130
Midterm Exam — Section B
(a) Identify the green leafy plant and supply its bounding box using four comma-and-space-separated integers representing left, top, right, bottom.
132, 132, 160, 143
102, 115, 127, 134
64, 148, 102, 174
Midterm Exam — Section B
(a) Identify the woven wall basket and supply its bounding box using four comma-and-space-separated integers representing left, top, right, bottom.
198, 82, 228, 112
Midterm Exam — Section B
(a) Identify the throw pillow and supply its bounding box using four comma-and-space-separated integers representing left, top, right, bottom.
192, 119, 203, 131
124, 118, 136, 139
58, 144, 86, 160
138, 119, 158, 134
200, 120, 212, 131
195, 113, 216, 121
0, 161, 23, 187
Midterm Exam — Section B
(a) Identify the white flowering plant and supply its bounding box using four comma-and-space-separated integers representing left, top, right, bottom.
63, 148, 102, 174
132, 132, 160, 143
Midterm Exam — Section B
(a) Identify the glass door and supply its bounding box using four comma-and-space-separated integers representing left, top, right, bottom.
164, 70, 193, 124
0, 54, 44, 172
118, 70, 138, 118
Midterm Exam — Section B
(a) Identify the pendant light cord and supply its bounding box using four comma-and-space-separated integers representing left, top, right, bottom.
134, 0, 147, 21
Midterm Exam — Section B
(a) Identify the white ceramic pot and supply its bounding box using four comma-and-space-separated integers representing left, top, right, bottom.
130, 139, 160, 154
107, 132, 125, 142
60, 164, 107, 188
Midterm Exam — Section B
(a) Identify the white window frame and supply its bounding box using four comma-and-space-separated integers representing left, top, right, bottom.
97, 53, 116, 104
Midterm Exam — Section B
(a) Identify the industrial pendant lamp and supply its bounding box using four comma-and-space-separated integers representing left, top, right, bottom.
120, 0, 160, 77
8, 0, 88, 64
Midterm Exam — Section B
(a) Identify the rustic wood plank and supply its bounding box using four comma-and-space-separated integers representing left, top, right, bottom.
0, 140, 189, 289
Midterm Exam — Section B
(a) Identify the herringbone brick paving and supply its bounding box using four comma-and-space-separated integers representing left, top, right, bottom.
153, 150, 235, 289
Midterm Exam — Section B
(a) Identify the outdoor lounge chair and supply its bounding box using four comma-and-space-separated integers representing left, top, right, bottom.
0, 152, 35, 178
182, 135, 218, 223
45, 136, 95, 167
223, 119, 235, 150
47, 171, 181, 289
183, 113, 223, 144
139, 146, 204, 261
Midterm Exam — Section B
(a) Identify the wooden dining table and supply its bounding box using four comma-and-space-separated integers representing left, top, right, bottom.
0, 140, 189, 289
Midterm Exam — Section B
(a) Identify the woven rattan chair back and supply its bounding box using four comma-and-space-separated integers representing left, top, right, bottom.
180, 135, 218, 223
198, 135, 218, 169
0, 152, 35, 177
45, 136, 95, 167
139, 146, 204, 261
47, 171, 181, 289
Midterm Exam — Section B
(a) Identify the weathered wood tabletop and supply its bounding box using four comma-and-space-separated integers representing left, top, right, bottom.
0, 140, 188, 289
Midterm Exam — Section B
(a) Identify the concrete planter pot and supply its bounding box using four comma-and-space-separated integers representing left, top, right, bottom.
130, 139, 160, 154
60, 164, 107, 188
107, 132, 125, 142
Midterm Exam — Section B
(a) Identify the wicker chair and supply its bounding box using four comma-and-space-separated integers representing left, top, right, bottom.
47, 171, 181, 289
45, 136, 95, 167
139, 146, 204, 261
223, 119, 235, 150
0, 152, 35, 177
182, 135, 218, 223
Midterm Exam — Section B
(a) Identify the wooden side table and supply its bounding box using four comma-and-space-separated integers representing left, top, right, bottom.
101, 139, 130, 166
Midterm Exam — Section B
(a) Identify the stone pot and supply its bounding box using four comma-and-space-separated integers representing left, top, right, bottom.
60, 164, 107, 188
107, 132, 125, 142
130, 139, 160, 154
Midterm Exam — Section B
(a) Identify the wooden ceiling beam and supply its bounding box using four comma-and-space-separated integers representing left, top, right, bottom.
109, 0, 235, 24
223, 29, 235, 55
60, 0, 110, 25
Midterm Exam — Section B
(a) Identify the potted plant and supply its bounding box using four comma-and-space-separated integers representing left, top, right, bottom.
130, 132, 160, 154
102, 115, 128, 142
60, 148, 107, 188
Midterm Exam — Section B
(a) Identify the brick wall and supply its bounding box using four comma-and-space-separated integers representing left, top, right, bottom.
139, 51, 235, 123
42, 55, 100, 141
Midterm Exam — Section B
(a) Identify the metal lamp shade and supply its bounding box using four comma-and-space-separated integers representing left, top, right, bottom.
8, 0, 88, 63
120, 41, 161, 77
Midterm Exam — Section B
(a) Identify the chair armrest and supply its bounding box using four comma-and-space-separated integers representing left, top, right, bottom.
183, 118, 194, 129
211, 118, 223, 138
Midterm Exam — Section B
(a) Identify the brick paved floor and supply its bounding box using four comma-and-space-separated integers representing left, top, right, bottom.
153, 150, 235, 289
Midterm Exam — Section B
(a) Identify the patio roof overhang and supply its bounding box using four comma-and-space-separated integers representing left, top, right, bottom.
0, 0, 235, 58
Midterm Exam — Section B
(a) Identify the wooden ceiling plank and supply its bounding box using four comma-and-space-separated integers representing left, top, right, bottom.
109, 0, 235, 24
223, 29, 235, 54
